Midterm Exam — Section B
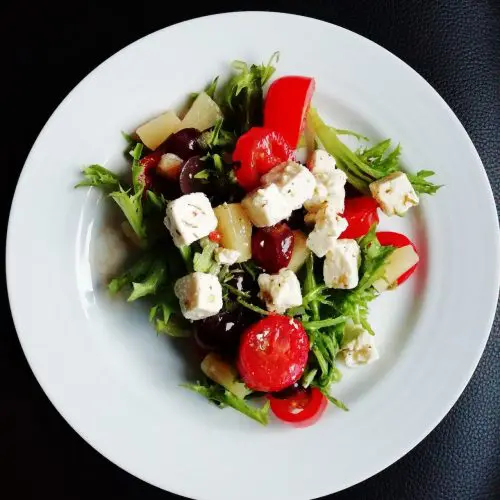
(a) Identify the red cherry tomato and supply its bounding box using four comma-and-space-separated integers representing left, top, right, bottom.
269, 388, 327, 427
233, 127, 294, 191
264, 76, 315, 149
251, 223, 294, 273
376, 231, 418, 285
339, 196, 379, 239
208, 230, 222, 243
237, 316, 309, 392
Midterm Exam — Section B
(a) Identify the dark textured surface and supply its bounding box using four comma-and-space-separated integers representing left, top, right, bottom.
3, 1, 499, 499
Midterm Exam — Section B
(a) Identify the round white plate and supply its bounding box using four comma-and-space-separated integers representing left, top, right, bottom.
7, 12, 500, 500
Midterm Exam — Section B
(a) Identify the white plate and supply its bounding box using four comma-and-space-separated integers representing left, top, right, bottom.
7, 12, 500, 500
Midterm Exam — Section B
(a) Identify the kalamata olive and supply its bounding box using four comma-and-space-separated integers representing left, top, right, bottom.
251, 223, 294, 273
195, 308, 252, 356
179, 156, 212, 195
286, 208, 307, 231
161, 128, 202, 160
227, 270, 260, 297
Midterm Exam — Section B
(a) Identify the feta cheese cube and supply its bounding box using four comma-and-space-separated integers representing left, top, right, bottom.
323, 239, 360, 289
261, 161, 316, 210
214, 248, 240, 265
305, 150, 347, 216
174, 272, 223, 321
369, 172, 419, 216
257, 269, 302, 313
306, 205, 348, 257
308, 149, 337, 175
241, 183, 291, 227
164, 193, 218, 248
342, 331, 379, 368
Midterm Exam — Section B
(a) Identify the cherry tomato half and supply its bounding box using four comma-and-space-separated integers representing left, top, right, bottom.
376, 231, 418, 285
269, 387, 327, 427
264, 76, 315, 149
233, 127, 294, 191
339, 196, 379, 239
237, 315, 309, 392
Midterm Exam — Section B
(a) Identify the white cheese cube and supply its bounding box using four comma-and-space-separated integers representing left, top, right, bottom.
214, 248, 240, 265
261, 161, 316, 210
369, 172, 419, 216
241, 183, 291, 227
323, 239, 360, 289
306, 205, 348, 257
305, 150, 347, 215
257, 269, 302, 313
174, 272, 223, 321
164, 193, 218, 248
308, 149, 337, 175
373, 244, 419, 292
342, 331, 379, 368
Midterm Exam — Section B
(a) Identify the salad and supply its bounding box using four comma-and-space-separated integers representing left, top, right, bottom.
76, 54, 440, 427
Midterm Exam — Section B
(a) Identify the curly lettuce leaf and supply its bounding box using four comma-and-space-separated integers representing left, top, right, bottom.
219, 52, 279, 135
75, 165, 121, 190
309, 108, 441, 196
130, 142, 145, 193
127, 257, 167, 302
183, 381, 270, 425
108, 253, 156, 294
193, 239, 218, 273
109, 186, 147, 244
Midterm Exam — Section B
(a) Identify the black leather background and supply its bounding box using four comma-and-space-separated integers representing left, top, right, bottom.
3, 1, 499, 499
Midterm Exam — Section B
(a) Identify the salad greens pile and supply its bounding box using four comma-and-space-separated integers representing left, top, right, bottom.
75, 53, 440, 425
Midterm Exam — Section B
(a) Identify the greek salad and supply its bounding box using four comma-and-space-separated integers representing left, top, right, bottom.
76, 54, 440, 427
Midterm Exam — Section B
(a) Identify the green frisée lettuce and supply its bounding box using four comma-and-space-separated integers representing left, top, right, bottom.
109, 187, 147, 243
127, 257, 167, 302
108, 253, 157, 295
218, 52, 279, 135
183, 381, 270, 425
309, 108, 442, 196
75, 164, 121, 190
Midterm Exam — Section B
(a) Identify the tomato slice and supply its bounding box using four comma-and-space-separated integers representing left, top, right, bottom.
376, 231, 418, 285
339, 196, 379, 239
269, 387, 327, 427
233, 127, 294, 191
264, 76, 315, 149
237, 315, 309, 392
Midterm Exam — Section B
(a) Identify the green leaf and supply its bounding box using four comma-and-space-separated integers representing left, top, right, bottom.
218, 53, 279, 135
407, 170, 443, 195
302, 316, 347, 331
128, 257, 167, 302
334, 128, 369, 141
130, 143, 144, 193
109, 186, 147, 243
303, 254, 320, 321
146, 190, 166, 211
193, 169, 211, 180
193, 240, 218, 273
322, 391, 349, 411
179, 245, 193, 272
151, 306, 191, 337
75, 165, 121, 190
236, 297, 269, 316
308, 108, 441, 196
205, 76, 219, 99
183, 382, 270, 425
108, 253, 156, 294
